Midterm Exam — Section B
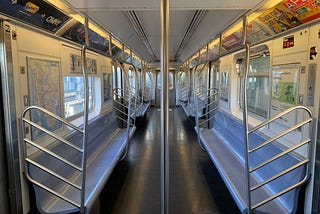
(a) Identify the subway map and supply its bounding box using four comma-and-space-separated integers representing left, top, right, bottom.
28, 58, 62, 139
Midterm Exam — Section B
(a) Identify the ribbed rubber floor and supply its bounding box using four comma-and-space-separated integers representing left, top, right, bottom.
100, 107, 239, 214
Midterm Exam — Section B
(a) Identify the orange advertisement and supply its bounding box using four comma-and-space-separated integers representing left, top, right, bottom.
259, 0, 320, 34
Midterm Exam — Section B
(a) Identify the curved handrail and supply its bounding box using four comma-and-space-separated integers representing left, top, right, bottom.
22, 106, 83, 133
118, 60, 139, 118
112, 59, 134, 160
249, 105, 313, 133
177, 69, 189, 103
197, 88, 219, 127
21, 106, 85, 209
193, 62, 209, 151
247, 105, 313, 210
140, 66, 146, 105
21, 43, 90, 214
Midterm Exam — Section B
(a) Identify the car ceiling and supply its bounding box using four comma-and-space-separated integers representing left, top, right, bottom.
63, 0, 266, 63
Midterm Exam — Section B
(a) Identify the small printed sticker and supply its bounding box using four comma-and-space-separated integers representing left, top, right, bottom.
310, 46, 317, 60
283, 35, 294, 49
20, 66, 25, 74
25, 2, 40, 14
4, 24, 10, 33
12, 30, 17, 40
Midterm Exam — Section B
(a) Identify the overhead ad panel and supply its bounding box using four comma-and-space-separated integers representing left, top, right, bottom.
0, 0, 70, 33
62, 22, 109, 53
258, 0, 320, 34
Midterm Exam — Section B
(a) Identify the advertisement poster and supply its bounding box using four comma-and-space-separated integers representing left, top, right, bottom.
258, 0, 320, 34
208, 44, 219, 60
271, 64, 299, 127
0, 0, 70, 33
70, 54, 97, 74
62, 22, 109, 53
222, 34, 242, 51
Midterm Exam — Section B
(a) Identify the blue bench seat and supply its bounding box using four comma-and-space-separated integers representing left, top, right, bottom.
134, 101, 150, 118
196, 110, 305, 214
28, 110, 135, 213
181, 97, 206, 118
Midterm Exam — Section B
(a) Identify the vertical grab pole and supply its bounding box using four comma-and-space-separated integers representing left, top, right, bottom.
242, 15, 252, 214
80, 16, 90, 214
141, 63, 145, 104
193, 65, 199, 126
124, 64, 132, 159
113, 59, 132, 160
132, 66, 137, 124
160, 0, 170, 213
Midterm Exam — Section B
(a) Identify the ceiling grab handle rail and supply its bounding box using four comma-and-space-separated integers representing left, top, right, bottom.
193, 62, 209, 151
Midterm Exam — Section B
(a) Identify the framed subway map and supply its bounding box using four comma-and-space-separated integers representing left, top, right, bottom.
27, 58, 62, 139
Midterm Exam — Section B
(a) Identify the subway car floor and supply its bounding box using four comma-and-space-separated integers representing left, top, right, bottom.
99, 107, 239, 214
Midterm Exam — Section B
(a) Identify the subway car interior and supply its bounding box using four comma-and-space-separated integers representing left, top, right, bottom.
1, 0, 320, 213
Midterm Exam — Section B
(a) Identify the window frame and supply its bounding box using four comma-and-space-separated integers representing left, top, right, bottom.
237, 51, 271, 118
63, 75, 95, 120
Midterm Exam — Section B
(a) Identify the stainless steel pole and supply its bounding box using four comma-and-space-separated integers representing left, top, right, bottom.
80, 16, 90, 214
242, 15, 252, 214
160, 0, 170, 213
109, 33, 112, 56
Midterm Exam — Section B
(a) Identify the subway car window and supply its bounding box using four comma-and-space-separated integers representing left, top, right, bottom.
169, 72, 174, 90
128, 69, 136, 93
157, 72, 174, 89
103, 73, 112, 102
63, 76, 94, 118
238, 54, 270, 117
220, 71, 229, 102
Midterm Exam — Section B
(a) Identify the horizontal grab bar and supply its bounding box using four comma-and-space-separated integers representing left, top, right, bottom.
24, 138, 82, 172
249, 105, 313, 134
22, 106, 83, 133
250, 160, 308, 191
250, 139, 310, 173
26, 175, 80, 208
23, 119, 83, 152
26, 158, 82, 190
249, 118, 312, 153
